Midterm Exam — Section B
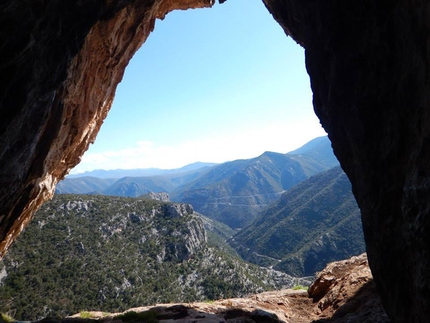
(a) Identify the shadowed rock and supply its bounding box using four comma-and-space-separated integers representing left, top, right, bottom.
1, 0, 430, 321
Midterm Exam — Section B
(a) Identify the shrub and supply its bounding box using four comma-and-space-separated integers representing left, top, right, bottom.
1, 313, 15, 323
292, 285, 308, 291
79, 311, 93, 319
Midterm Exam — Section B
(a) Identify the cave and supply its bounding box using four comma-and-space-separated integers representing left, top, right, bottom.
0, 0, 429, 322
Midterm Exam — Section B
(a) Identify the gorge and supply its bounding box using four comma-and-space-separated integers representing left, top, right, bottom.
1, 0, 430, 322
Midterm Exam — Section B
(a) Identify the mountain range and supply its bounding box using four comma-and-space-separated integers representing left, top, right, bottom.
56, 164, 215, 195
172, 137, 338, 228
55, 137, 364, 275
58, 136, 339, 228
67, 162, 219, 179
0, 136, 367, 320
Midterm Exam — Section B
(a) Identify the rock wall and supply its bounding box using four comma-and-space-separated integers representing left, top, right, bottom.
262, 0, 430, 322
1, 0, 430, 322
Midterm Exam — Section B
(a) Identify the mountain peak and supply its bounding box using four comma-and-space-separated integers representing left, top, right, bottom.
287, 136, 331, 156
260, 151, 283, 157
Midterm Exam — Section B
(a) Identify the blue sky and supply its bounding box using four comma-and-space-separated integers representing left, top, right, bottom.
71, 0, 326, 174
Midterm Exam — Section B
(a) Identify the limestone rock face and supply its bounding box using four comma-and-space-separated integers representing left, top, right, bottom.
164, 203, 194, 218
162, 203, 207, 259
1, 0, 430, 322
143, 192, 171, 202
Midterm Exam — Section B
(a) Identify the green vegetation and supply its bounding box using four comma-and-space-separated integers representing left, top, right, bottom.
200, 215, 240, 258
1, 313, 15, 323
79, 311, 93, 319
0, 140, 362, 321
0, 195, 302, 321
292, 285, 308, 291
230, 167, 365, 276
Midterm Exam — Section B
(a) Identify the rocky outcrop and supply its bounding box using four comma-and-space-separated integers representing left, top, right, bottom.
308, 253, 389, 323
1, 0, 430, 322
164, 203, 194, 218
142, 192, 170, 202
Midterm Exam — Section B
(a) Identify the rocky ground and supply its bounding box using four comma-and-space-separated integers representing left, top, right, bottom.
39, 253, 390, 323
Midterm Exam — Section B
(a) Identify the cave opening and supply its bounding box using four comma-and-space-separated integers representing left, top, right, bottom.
70, 0, 325, 175
2, 0, 430, 321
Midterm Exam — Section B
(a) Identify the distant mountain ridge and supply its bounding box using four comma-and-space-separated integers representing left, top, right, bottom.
68, 162, 218, 179
57, 136, 339, 229
55, 177, 117, 194
57, 164, 214, 196
172, 136, 339, 228
287, 136, 339, 174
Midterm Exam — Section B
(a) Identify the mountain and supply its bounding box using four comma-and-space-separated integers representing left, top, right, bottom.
57, 136, 338, 228
55, 176, 117, 194
200, 215, 239, 258
67, 162, 218, 179
101, 176, 177, 197
57, 137, 337, 209
288, 135, 333, 156
287, 136, 339, 174
56, 165, 214, 196
171, 136, 339, 228
0, 195, 308, 321
230, 166, 365, 277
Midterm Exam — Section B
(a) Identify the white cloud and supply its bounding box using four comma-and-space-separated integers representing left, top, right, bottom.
70, 119, 326, 174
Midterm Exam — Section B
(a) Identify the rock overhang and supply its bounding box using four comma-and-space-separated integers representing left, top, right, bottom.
1, 1, 430, 322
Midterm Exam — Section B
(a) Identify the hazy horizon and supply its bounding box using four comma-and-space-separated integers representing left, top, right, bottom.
70, 135, 328, 176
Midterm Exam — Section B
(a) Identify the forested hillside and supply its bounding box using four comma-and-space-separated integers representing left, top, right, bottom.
230, 167, 365, 276
0, 195, 307, 321
172, 137, 338, 228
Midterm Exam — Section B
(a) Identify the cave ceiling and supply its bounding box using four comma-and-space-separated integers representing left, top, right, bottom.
1, 0, 430, 322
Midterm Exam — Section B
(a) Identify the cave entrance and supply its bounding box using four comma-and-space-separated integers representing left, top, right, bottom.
71, 0, 325, 175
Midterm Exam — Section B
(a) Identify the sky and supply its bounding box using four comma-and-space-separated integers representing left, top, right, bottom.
70, 0, 326, 174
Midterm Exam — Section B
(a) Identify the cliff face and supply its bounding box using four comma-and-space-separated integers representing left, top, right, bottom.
0, 0, 429, 322
262, 1, 430, 322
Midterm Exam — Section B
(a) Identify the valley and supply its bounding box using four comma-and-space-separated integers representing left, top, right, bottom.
57, 136, 339, 228
0, 136, 365, 321
230, 166, 364, 276
0, 195, 310, 320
